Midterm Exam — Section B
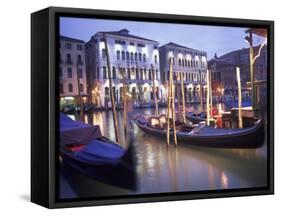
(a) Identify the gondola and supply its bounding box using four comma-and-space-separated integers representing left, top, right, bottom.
134, 115, 264, 148
60, 113, 136, 190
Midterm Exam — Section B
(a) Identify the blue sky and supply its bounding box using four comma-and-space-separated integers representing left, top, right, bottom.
60, 17, 266, 59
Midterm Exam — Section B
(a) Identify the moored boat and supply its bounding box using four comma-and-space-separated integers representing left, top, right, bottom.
134, 115, 264, 148
60, 113, 136, 190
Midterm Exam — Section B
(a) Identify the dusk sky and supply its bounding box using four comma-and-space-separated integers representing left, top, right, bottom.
60, 17, 266, 59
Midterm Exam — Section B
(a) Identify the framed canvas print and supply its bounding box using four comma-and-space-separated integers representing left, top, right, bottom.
31, 6, 274, 208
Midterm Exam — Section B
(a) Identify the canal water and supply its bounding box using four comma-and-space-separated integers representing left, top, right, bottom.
60, 104, 267, 199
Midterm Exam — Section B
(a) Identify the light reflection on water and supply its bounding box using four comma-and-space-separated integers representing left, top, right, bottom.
64, 104, 267, 197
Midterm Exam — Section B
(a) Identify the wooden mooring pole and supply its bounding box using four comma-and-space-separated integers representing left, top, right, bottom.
151, 64, 159, 116
236, 67, 243, 128
206, 70, 210, 126
103, 33, 120, 143
180, 72, 186, 124
166, 62, 172, 147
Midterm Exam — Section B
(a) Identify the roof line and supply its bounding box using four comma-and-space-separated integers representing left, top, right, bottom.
96, 30, 158, 43
60, 35, 85, 43
160, 42, 205, 53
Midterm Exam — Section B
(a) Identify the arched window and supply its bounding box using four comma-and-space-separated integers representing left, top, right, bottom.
148, 69, 152, 80
139, 53, 142, 61
112, 67, 116, 79
136, 68, 139, 80
79, 84, 83, 93
78, 68, 83, 78
135, 53, 138, 61
105, 87, 109, 97
67, 67, 72, 78
77, 54, 82, 64
103, 66, 107, 79
144, 69, 147, 80
127, 68, 131, 79
179, 59, 181, 66
130, 52, 134, 61
66, 53, 72, 64
116, 50, 120, 60
140, 68, 143, 80
121, 51, 125, 60
143, 53, 146, 62
188, 60, 191, 67
185, 59, 187, 67
156, 70, 158, 80
126, 51, 129, 60
68, 83, 73, 92
132, 87, 137, 99
154, 55, 158, 64
168, 57, 172, 64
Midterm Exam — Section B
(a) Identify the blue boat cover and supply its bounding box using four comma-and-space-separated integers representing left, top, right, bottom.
74, 139, 125, 164
225, 99, 252, 108
60, 113, 102, 145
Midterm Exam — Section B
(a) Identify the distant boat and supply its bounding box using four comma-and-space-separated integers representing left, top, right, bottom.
134, 115, 264, 148
60, 113, 136, 190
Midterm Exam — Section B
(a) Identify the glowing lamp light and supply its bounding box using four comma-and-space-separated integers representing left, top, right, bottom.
114, 44, 122, 51
99, 42, 105, 50
168, 51, 173, 58
65, 96, 74, 100
142, 47, 148, 55
128, 45, 136, 53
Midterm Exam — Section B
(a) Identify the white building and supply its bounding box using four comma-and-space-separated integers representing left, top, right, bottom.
59, 36, 87, 105
85, 29, 161, 107
159, 42, 208, 102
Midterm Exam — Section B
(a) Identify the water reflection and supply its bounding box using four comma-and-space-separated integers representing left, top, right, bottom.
61, 105, 267, 198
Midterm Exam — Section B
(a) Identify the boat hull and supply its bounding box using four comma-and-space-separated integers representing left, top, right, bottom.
60, 138, 136, 190
134, 120, 265, 148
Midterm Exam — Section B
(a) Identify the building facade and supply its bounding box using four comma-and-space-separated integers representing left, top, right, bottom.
215, 45, 267, 103
59, 36, 87, 105
159, 42, 208, 102
85, 29, 161, 107
208, 57, 237, 100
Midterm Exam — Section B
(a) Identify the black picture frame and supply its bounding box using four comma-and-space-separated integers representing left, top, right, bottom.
31, 6, 274, 208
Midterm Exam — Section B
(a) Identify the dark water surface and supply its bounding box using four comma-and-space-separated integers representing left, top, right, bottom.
60, 105, 267, 199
